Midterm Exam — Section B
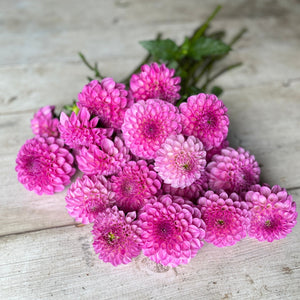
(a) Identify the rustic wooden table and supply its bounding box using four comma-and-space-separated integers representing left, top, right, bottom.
1, 0, 300, 299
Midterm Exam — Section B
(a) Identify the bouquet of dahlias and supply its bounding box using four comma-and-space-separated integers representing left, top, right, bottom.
15, 6, 297, 267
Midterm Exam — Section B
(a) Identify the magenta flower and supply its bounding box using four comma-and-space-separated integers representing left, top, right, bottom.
15, 136, 75, 195
58, 107, 113, 149
111, 160, 161, 213
76, 137, 130, 176
137, 195, 206, 267
245, 185, 297, 242
122, 99, 182, 159
207, 147, 260, 194
206, 139, 229, 162
129, 63, 181, 104
162, 172, 209, 203
198, 191, 250, 247
180, 93, 229, 150
78, 78, 130, 129
65, 175, 115, 224
155, 134, 206, 188
92, 206, 142, 266
31, 105, 59, 137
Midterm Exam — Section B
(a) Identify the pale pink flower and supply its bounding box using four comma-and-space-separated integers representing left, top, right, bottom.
78, 78, 130, 129
198, 191, 250, 247
76, 137, 130, 176
130, 63, 181, 104
180, 93, 229, 150
122, 99, 182, 159
92, 206, 142, 266
65, 175, 115, 224
15, 136, 75, 195
155, 134, 206, 188
58, 107, 113, 149
207, 147, 260, 194
31, 105, 59, 137
245, 185, 297, 242
111, 160, 161, 213
137, 195, 206, 267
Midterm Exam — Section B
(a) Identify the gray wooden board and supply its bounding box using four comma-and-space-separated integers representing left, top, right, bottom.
1, 0, 300, 299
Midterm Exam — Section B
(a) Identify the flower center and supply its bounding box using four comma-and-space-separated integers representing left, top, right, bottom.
26, 157, 42, 175
121, 179, 136, 196
143, 121, 158, 138
216, 219, 225, 226
157, 220, 174, 240
264, 220, 272, 227
175, 151, 194, 172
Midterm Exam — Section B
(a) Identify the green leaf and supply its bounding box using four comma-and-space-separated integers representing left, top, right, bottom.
188, 37, 231, 60
139, 39, 179, 61
210, 86, 223, 97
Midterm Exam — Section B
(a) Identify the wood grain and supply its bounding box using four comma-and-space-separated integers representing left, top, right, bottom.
1, 0, 300, 299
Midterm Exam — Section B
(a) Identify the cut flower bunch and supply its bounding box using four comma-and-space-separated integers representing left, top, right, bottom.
15, 6, 297, 267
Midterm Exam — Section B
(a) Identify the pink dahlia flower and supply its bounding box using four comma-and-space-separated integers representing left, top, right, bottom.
15, 136, 75, 195
111, 160, 161, 213
207, 147, 260, 194
92, 206, 142, 266
65, 175, 115, 224
76, 137, 130, 176
58, 107, 113, 149
137, 195, 206, 267
78, 78, 130, 129
155, 134, 206, 188
245, 185, 297, 242
31, 105, 59, 137
129, 63, 181, 104
162, 172, 209, 203
198, 191, 250, 247
180, 93, 229, 150
122, 99, 182, 159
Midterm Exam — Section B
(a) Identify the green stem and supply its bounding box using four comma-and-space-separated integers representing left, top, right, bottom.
78, 52, 103, 80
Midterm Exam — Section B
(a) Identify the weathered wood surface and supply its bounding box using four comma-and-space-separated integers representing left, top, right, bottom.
0, 0, 299, 299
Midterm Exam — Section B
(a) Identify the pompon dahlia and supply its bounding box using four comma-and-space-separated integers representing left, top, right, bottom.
111, 160, 161, 213
180, 93, 229, 151
137, 195, 206, 267
198, 191, 250, 247
76, 137, 130, 176
122, 99, 182, 159
58, 107, 113, 149
154, 134, 206, 189
31, 105, 60, 137
162, 172, 209, 203
129, 63, 181, 104
92, 206, 142, 266
77, 78, 130, 129
207, 147, 260, 194
245, 185, 297, 242
15, 136, 75, 195
65, 174, 114, 224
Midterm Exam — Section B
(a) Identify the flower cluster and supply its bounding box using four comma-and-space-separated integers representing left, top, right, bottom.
16, 62, 297, 267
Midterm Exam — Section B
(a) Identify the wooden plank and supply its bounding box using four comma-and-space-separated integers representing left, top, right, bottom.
0, 195, 299, 300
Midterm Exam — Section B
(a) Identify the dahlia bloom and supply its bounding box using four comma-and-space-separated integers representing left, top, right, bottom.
162, 172, 209, 203
76, 137, 130, 176
15, 136, 75, 195
245, 185, 297, 242
198, 191, 250, 247
155, 134, 206, 188
65, 175, 115, 224
111, 160, 161, 213
207, 147, 260, 194
58, 107, 113, 149
137, 195, 206, 267
92, 207, 142, 266
78, 78, 130, 129
31, 105, 60, 137
122, 99, 182, 159
180, 93, 229, 150
129, 63, 181, 104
